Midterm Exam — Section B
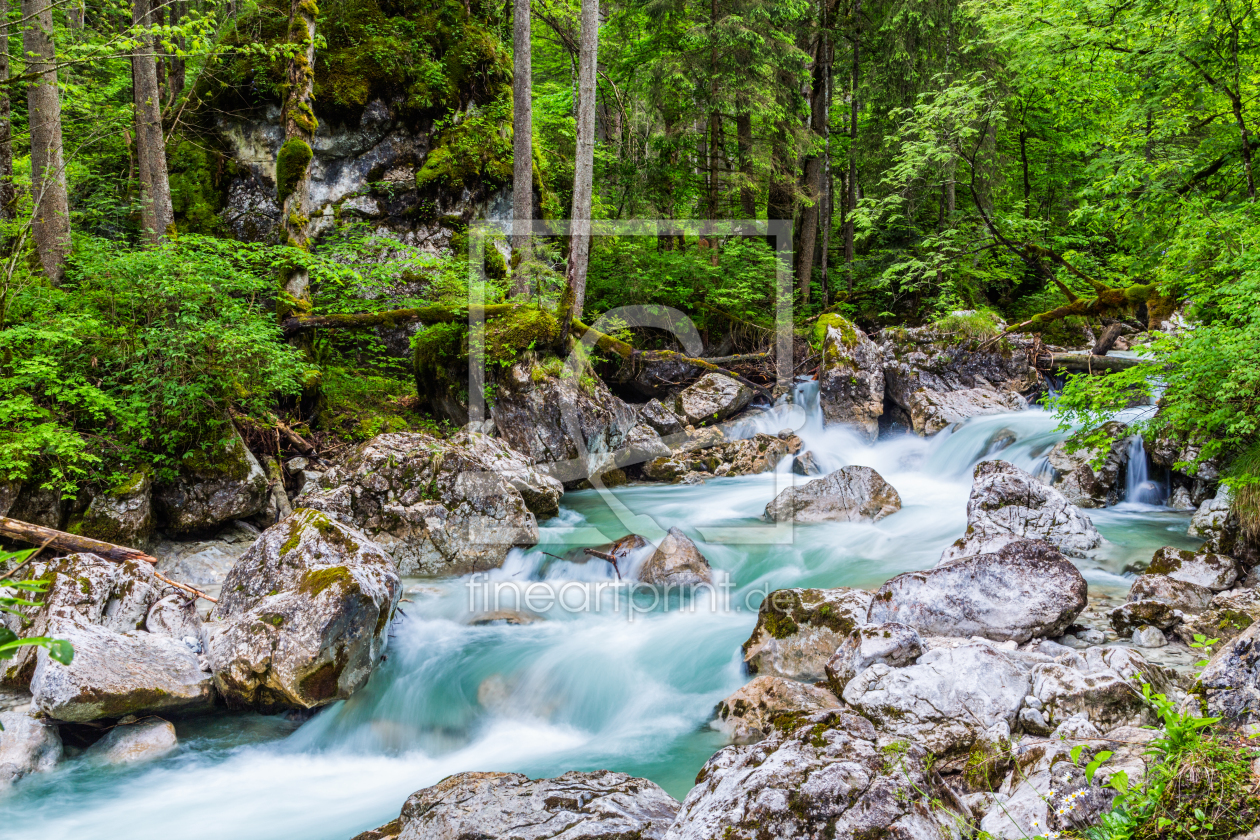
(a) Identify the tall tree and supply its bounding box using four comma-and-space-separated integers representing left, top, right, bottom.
563, 0, 599, 321
132, 0, 174, 243
0, 15, 13, 221
795, 4, 837, 303
277, 0, 319, 302
509, 0, 532, 296
841, 0, 860, 294
22, 0, 70, 283
167, 0, 186, 107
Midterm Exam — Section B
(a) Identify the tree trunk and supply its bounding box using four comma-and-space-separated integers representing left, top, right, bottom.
819, 25, 832, 307
278, 0, 319, 304
736, 109, 755, 221
509, 0, 533, 291
22, 0, 71, 284
842, 0, 860, 294
0, 23, 13, 221
796, 15, 832, 304
168, 0, 186, 107
1091, 323, 1126, 356
132, 0, 174, 243
562, 0, 599, 325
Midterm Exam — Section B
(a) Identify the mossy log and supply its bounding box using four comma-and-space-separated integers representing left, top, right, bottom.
0, 516, 217, 603
1042, 353, 1154, 373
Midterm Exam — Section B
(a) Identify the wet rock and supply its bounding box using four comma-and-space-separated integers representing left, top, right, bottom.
711, 675, 841, 744
1175, 587, 1260, 645
1128, 573, 1214, 613
468, 609, 546, 626
639, 528, 712, 587
2, 553, 175, 688
642, 457, 687, 482
618, 356, 706, 401
816, 315, 884, 441
152, 519, 262, 587
1170, 485, 1194, 510
762, 465, 901, 523
367, 770, 680, 840
825, 622, 925, 696
257, 456, 292, 528
1189, 485, 1232, 540
73, 473, 155, 549
792, 450, 821, 476
1196, 621, 1260, 728
0, 710, 61, 789
674, 373, 754, 427
84, 717, 178, 764
1046, 424, 1129, 508
31, 620, 214, 722
153, 425, 269, 533
451, 429, 564, 518
1146, 545, 1238, 591
302, 432, 539, 576
841, 642, 1027, 756
491, 363, 639, 484
742, 588, 873, 682
1109, 600, 1182, 636
940, 460, 1102, 562
638, 398, 685, 436
623, 424, 672, 465
0, 479, 18, 517
667, 710, 953, 840
205, 508, 401, 713
1132, 626, 1167, 647
641, 433, 790, 482
879, 327, 1035, 437
870, 540, 1088, 643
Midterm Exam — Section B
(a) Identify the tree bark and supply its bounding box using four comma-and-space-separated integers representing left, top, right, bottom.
562, 0, 599, 327
132, 0, 174, 243
168, 0, 187, 107
22, 0, 71, 284
842, 0, 860, 294
509, 0, 533, 291
0, 23, 13, 221
736, 109, 755, 221
819, 19, 832, 307
1091, 323, 1126, 356
796, 12, 833, 304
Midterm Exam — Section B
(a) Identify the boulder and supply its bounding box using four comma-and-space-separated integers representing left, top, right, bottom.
2, 552, 177, 688
1026, 646, 1167, 731
791, 450, 821, 476
84, 717, 178, 764
1175, 587, 1260, 644
640, 433, 792, 482
711, 675, 841, 744
1170, 485, 1194, 510
1196, 621, 1260, 728
1109, 600, 1182, 636
1046, 424, 1129, 508
72, 473, 155, 549
205, 508, 401, 712
450, 429, 564, 517
1145, 545, 1238, 591
674, 373, 754, 427
816, 315, 884, 441
153, 520, 262, 587
841, 642, 1028, 756
741, 588, 873, 682
1127, 573, 1214, 613
145, 593, 206, 646
490, 363, 639, 484
618, 356, 705, 401
0, 710, 61, 790
623, 424, 672, 465
154, 425, 269, 533
879, 327, 1034, 436
302, 432, 539, 576
361, 770, 680, 840
940, 460, 1102, 562
762, 466, 901, 523
8, 485, 64, 529
869, 540, 1088, 643
824, 622, 924, 695
666, 710, 953, 840
638, 398, 685, 436
639, 528, 712, 587
1132, 626, 1167, 647
1189, 484, 1232, 540
30, 620, 214, 722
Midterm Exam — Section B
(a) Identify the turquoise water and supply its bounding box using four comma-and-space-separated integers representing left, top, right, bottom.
2, 397, 1198, 840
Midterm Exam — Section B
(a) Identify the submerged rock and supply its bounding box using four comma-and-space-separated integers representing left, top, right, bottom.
816, 315, 884, 441
302, 432, 539, 576
711, 675, 841, 744
742, 587, 873, 682
791, 450, 822, 476
762, 466, 901, 523
361, 770, 680, 840
940, 460, 1102, 562
153, 425, 269, 533
639, 528, 712, 587
667, 710, 954, 840
205, 509, 401, 713
0, 710, 62, 790
674, 373, 754, 427
871, 540, 1088, 643
84, 717, 178, 765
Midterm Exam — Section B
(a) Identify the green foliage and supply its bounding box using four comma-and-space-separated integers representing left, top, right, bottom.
416, 97, 514, 193
931, 309, 1003, 340
168, 141, 234, 235
276, 138, 314, 205
0, 548, 75, 725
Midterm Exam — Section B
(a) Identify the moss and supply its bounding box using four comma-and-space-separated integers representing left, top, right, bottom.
167, 140, 233, 234
108, 472, 147, 497
751, 589, 859, 646
930, 309, 1003, 340
298, 656, 346, 703
299, 566, 354, 598
814, 313, 860, 349
276, 137, 314, 205
184, 432, 252, 481
1147, 548, 1190, 576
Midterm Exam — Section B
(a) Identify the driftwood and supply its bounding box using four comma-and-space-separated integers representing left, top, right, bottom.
1040, 353, 1153, 373
0, 517, 218, 603
583, 548, 622, 579
1091, 323, 1128, 356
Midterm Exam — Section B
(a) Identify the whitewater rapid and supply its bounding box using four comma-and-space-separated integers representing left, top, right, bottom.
3, 385, 1201, 840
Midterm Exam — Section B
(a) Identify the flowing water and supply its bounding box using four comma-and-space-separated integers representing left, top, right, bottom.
4, 383, 1204, 839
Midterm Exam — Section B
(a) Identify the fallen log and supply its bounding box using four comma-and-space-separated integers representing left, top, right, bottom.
0, 516, 218, 603
1041, 353, 1155, 373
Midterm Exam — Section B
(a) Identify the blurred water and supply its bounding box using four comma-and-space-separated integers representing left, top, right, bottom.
3, 382, 1200, 840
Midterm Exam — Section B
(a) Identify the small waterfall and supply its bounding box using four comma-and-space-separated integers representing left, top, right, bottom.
1125, 435, 1164, 505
